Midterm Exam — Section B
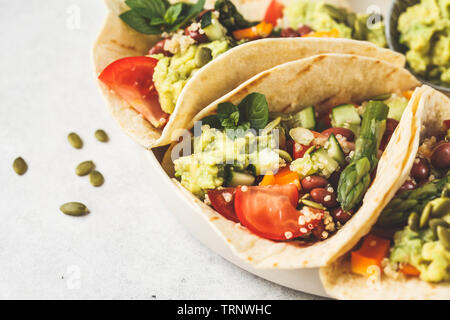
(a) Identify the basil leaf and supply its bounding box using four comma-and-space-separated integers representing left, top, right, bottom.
222, 111, 240, 128
199, 115, 222, 130
238, 93, 269, 130
119, 10, 162, 34
164, 2, 183, 24
169, 0, 205, 31
125, 0, 165, 19
217, 102, 238, 120
201, 10, 212, 29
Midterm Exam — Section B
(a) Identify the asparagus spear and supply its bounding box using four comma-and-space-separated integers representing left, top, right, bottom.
337, 101, 389, 211
377, 172, 450, 227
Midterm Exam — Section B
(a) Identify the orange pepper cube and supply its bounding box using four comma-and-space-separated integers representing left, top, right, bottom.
351, 234, 390, 277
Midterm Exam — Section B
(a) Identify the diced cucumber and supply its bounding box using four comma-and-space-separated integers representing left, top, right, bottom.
227, 171, 255, 187
331, 104, 361, 128
293, 106, 316, 130
385, 95, 409, 122
310, 148, 340, 178
326, 134, 346, 166
203, 19, 226, 41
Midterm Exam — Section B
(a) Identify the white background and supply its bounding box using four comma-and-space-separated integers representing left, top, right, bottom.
0, 0, 329, 299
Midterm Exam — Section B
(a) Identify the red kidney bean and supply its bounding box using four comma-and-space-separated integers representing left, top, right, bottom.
311, 220, 326, 240
329, 170, 341, 189
321, 127, 355, 141
331, 207, 353, 224
410, 158, 430, 182
431, 142, 450, 170
380, 118, 399, 151
281, 28, 299, 37
310, 188, 338, 208
148, 39, 172, 56
184, 26, 209, 43
397, 180, 416, 194
297, 25, 313, 36
301, 175, 329, 191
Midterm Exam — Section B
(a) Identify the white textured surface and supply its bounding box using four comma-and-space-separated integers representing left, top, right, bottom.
0, 0, 323, 300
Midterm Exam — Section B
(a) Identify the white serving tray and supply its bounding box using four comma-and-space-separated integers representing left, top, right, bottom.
146, 0, 392, 298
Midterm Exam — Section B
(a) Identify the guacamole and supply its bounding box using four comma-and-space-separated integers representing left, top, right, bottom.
398, 0, 450, 86
153, 39, 230, 114
284, 0, 387, 47
390, 226, 450, 283
174, 125, 280, 198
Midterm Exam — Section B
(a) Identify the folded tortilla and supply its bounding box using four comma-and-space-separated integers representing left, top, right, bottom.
163, 53, 419, 268
93, 0, 405, 148
320, 86, 450, 299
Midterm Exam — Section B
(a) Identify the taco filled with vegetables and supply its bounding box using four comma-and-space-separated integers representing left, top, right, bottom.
320, 86, 450, 299
162, 53, 419, 268
93, 0, 399, 148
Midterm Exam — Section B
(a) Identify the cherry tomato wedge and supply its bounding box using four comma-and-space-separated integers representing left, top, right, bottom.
264, 0, 285, 26
98, 56, 169, 128
234, 184, 306, 240
207, 188, 238, 223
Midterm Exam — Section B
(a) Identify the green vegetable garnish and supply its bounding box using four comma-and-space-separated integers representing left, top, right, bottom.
120, 0, 205, 35
337, 101, 389, 211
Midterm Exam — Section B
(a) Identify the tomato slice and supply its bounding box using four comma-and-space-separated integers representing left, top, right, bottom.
207, 188, 238, 223
264, 0, 285, 26
235, 184, 305, 240
98, 56, 169, 128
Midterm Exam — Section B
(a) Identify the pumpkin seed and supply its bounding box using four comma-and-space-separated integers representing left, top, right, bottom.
13, 157, 28, 175
95, 129, 109, 142
437, 226, 450, 250
89, 170, 104, 187
262, 117, 281, 135
76, 161, 95, 176
301, 199, 326, 210
370, 93, 392, 101
68, 132, 83, 149
429, 198, 450, 218
407, 212, 420, 232
419, 202, 433, 228
429, 218, 450, 238
60, 202, 89, 216
275, 149, 293, 162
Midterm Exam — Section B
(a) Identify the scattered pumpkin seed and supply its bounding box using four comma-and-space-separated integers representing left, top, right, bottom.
429, 218, 449, 238
301, 199, 326, 210
60, 202, 89, 216
89, 170, 104, 187
429, 198, 450, 218
68, 132, 83, 149
407, 212, 420, 232
95, 129, 109, 143
437, 226, 450, 250
419, 202, 432, 228
13, 157, 28, 175
370, 93, 392, 101
76, 161, 95, 176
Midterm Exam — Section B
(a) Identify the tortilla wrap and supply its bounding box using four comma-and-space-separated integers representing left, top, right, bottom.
93, 0, 405, 148
320, 86, 450, 299
163, 53, 420, 268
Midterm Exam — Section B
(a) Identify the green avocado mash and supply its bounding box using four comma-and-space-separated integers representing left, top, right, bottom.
174, 125, 280, 198
398, 0, 450, 86
152, 39, 229, 114
390, 226, 450, 282
284, 0, 387, 47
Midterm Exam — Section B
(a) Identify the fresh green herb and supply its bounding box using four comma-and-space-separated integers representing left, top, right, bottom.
214, 0, 256, 32
238, 93, 269, 130
199, 92, 269, 137
120, 0, 205, 35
